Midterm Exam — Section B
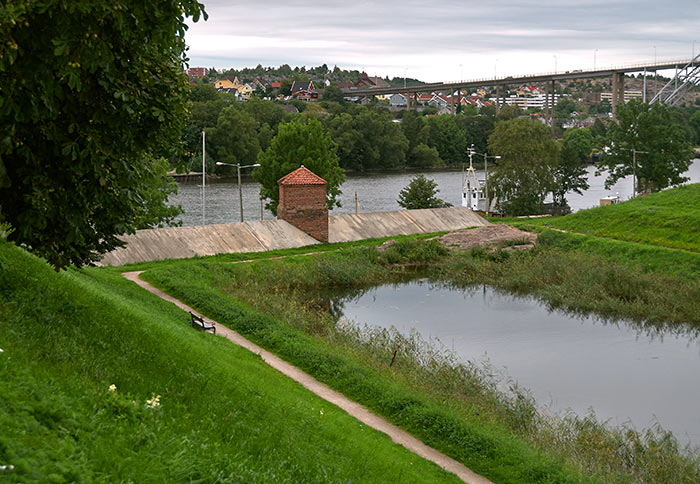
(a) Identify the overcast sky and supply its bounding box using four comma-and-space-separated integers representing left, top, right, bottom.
184, 0, 699, 82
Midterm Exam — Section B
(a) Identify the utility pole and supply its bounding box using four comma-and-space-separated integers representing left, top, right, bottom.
622, 148, 649, 198
202, 130, 206, 188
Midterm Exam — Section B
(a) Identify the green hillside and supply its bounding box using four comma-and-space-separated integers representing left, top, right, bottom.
0, 240, 462, 484
525, 184, 700, 252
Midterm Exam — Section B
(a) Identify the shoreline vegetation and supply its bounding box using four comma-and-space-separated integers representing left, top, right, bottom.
140, 230, 700, 484
2, 185, 700, 483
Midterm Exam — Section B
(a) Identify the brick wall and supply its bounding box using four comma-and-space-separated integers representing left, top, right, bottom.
278, 184, 328, 242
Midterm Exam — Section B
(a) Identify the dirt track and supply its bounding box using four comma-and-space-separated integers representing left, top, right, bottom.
437, 225, 537, 250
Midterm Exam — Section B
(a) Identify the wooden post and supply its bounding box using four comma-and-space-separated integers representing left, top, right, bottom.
355, 192, 358, 214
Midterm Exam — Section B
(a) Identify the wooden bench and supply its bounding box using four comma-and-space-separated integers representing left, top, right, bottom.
189, 311, 216, 333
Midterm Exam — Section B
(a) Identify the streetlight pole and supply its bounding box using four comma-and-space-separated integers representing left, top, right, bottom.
653, 45, 657, 97
621, 148, 649, 198
202, 130, 206, 188
481, 152, 501, 219
216, 162, 261, 222
594, 49, 598, 70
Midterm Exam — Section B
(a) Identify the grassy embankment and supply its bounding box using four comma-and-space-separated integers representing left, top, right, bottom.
0, 239, 467, 484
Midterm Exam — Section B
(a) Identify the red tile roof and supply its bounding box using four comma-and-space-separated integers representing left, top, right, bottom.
278, 166, 327, 185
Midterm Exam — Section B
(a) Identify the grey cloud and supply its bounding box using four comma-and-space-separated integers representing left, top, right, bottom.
186, 0, 699, 80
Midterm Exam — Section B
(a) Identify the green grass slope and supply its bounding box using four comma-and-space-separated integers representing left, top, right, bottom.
0, 240, 463, 484
516, 183, 700, 252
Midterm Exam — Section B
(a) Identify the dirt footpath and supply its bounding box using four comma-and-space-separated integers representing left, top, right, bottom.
437, 224, 537, 251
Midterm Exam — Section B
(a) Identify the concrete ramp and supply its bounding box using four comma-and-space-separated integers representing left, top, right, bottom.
98, 219, 320, 266
98, 207, 488, 266
329, 207, 488, 243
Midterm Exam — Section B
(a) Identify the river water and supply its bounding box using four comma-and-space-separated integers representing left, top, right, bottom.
169, 160, 700, 226
332, 280, 700, 445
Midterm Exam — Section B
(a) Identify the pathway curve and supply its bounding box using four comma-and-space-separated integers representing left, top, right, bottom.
122, 270, 494, 484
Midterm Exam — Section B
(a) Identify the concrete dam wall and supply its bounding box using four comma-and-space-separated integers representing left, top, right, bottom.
98, 207, 488, 266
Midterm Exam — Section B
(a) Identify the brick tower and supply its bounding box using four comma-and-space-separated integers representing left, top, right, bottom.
277, 166, 328, 242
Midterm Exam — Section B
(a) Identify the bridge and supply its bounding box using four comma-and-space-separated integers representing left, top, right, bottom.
342, 56, 700, 119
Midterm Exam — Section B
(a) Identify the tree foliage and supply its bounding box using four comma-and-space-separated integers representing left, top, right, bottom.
326, 108, 408, 171
426, 115, 467, 165
488, 118, 559, 216
397, 175, 452, 210
600, 100, 693, 194
0, 0, 206, 269
253, 119, 344, 214
553, 128, 592, 207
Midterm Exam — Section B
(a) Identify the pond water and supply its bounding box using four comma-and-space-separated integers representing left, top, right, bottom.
169, 160, 700, 226
331, 279, 700, 445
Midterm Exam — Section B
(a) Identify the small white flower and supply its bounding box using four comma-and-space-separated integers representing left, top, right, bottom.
319, 409, 324, 416
0, 464, 13, 470
146, 394, 161, 409
108, 384, 117, 392
0, 348, 4, 353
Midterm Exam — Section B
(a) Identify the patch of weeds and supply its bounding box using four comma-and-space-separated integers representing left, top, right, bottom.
379, 239, 448, 265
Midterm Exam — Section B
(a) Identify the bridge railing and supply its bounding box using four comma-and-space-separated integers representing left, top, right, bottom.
438, 58, 693, 86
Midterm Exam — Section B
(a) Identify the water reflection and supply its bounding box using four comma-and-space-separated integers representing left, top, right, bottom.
326, 278, 700, 444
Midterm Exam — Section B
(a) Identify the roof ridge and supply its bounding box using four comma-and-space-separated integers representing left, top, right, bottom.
278, 166, 327, 185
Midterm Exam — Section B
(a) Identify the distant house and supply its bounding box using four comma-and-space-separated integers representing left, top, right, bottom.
215, 79, 235, 90
428, 95, 449, 108
187, 67, 208, 78
215, 77, 243, 91
239, 83, 255, 99
355, 72, 391, 89
271, 82, 281, 89
389, 93, 407, 107
291, 80, 315, 94
297, 89, 319, 101
417, 93, 433, 105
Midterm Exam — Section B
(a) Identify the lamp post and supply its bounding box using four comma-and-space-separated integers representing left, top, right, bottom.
476, 151, 501, 218
215, 162, 261, 222
621, 148, 649, 198
594, 49, 598, 70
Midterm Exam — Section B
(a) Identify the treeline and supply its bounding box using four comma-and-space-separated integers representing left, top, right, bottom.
181, 84, 700, 177
183, 85, 496, 174
196, 63, 424, 89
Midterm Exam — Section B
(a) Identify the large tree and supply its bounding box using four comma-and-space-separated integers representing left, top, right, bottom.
0, 0, 206, 269
253, 119, 345, 215
600, 100, 693, 194
488, 117, 559, 216
397, 175, 451, 210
